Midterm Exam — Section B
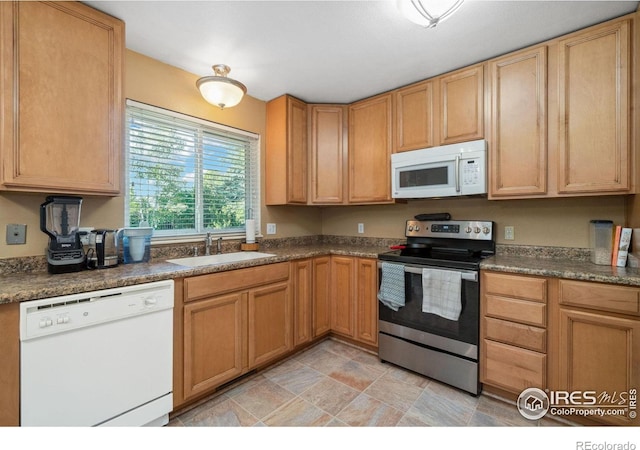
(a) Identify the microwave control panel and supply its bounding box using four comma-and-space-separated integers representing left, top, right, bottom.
462, 159, 481, 186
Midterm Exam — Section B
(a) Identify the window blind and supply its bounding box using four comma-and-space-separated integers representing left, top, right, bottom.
125, 100, 260, 238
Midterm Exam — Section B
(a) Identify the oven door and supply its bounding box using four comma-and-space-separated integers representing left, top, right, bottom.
378, 262, 479, 359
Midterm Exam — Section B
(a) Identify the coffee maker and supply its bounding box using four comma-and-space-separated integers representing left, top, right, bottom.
40, 196, 86, 274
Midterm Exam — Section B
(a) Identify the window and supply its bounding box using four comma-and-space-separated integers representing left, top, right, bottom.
125, 100, 260, 239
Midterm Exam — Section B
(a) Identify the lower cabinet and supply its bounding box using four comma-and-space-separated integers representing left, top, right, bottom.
482, 271, 640, 426
0, 302, 19, 426
176, 256, 379, 409
248, 281, 292, 368
481, 271, 548, 394
551, 279, 640, 426
183, 292, 247, 399
330, 256, 378, 347
294, 255, 377, 347
177, 262, 291, 405
312, 256, 332, 337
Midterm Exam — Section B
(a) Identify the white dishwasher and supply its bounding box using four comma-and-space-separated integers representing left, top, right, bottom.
20, 279, 174, 427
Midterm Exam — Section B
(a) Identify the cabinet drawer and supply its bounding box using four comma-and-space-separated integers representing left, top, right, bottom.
184, 262, 290, 302
484, 272, 546, 302
484, 317, 546, 352
559, 279, 640, 316
485, 294, 547, 327
483, 339, 546, 393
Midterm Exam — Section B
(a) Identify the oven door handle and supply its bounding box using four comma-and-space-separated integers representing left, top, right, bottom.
377, 261, 478, 282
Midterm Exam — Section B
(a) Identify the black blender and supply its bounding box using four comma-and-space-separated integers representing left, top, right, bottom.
40, 196, 86, 274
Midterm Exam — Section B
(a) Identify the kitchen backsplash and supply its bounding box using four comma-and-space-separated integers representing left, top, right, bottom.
0, 234, 590, 276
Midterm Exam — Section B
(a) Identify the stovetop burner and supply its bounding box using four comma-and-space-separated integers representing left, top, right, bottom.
378, 219, 495, 270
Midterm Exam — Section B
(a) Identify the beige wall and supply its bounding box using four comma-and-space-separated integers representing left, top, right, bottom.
321, 196, 627, 247
0, 49, 631, 258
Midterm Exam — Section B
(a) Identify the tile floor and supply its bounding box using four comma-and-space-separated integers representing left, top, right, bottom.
169, 338, 567, 427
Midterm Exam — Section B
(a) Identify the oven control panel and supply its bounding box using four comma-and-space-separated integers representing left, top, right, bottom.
406, 220, 493, 240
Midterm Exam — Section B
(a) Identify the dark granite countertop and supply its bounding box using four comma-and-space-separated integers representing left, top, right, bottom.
481, 254, 640, 287
0, 243, 390, 304
5, 240, 640, 305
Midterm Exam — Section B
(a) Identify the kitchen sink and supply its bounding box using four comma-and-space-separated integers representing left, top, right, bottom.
166, 251, 276, 267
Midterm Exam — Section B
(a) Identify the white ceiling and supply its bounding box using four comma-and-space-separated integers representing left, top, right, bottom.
85, 0, 639, 104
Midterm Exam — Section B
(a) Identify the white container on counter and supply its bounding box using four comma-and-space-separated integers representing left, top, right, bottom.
590, 220, 613, 265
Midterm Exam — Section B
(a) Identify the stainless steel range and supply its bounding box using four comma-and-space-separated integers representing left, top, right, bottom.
377, 219, 495, 395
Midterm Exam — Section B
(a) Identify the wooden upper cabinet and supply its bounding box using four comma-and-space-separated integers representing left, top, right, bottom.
309, 105, 347, 204
394, 80, 437, 152
488, 46, 548, 198
348, 93, 393, 204
266, 95, 308, 205
439, 64, 484, 145
0, 1, 124, 195
556, 19, 631, 194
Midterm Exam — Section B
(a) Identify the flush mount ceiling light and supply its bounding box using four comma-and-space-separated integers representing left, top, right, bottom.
196, 64, 247, 109
397, 0, 464, 28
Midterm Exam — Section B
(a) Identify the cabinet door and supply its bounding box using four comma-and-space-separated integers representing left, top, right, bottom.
265, 95, 308, 205
558, 308, 640, 425
439, 64, 484, 145
394, 80, 436, 152
293, 259, 313, 347
247, 282, 292, 368
355, 258, 378, 346
309, 105, 346, 204
489, 47, 547, 198
313, 256, 331, 337
0, 302, 19, 426
183, 293, 247, 399
287, 97, 309, 203
556, 20, 630, 194
330, 256, 356, 337
0, 1, 123, 195
348, 93, 393, 203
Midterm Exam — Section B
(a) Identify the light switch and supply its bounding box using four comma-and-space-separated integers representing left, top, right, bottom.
6, 223, 27, 245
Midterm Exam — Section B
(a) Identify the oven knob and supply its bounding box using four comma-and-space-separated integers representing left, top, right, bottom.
474, 227, 481, 234
482, 227, 490, 235
465, 226, 472, 234
414, 225, 420, 231
408, 225, 413, 231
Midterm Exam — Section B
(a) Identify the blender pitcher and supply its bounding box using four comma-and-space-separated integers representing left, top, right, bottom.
40, 196, 86, 274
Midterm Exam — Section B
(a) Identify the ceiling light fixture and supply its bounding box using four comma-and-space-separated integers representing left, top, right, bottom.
397, 0, 464, 28
196, 64, 247, 109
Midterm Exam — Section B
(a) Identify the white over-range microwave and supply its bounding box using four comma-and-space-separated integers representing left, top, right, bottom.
391, 139, 487, 199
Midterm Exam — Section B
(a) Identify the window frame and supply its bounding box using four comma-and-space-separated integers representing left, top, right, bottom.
124, 99, 261, 244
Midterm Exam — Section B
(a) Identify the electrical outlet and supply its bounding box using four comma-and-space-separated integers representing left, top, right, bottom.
6, 223, 27, 245
504, 226, 515, 241
266, 223, 276, 235
358, 223, 364, 234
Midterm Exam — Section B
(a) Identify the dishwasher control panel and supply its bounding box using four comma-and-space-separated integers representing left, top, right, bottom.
20, 280, 174, 340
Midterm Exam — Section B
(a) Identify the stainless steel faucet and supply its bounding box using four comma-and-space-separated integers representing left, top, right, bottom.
216, 237, 222, 254
205, 232, 212, 256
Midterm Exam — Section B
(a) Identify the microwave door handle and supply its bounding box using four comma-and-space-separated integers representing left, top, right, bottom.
455, 155, 461, 193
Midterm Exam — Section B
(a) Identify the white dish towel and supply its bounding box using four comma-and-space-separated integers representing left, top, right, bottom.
421, 268, 462, 321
